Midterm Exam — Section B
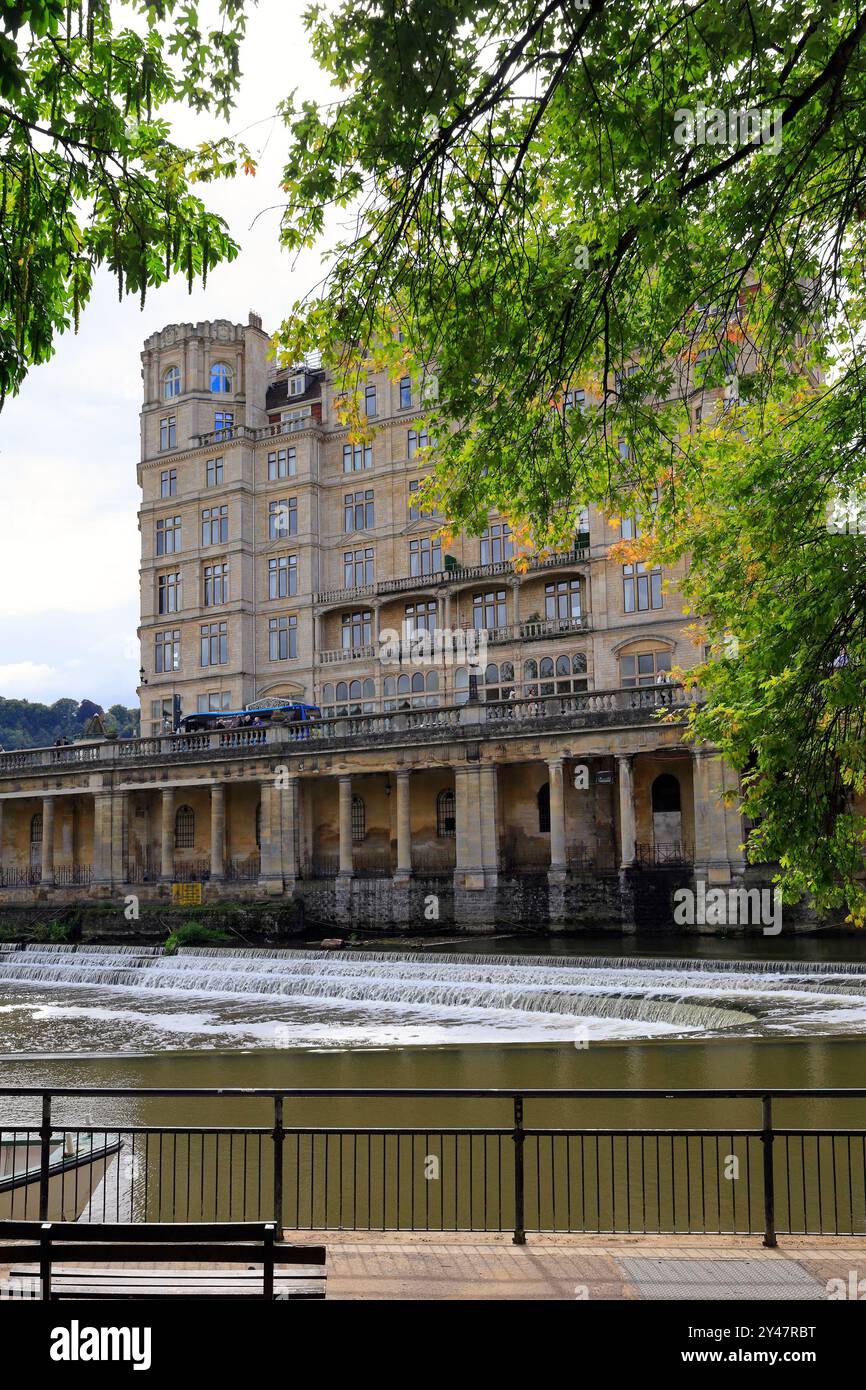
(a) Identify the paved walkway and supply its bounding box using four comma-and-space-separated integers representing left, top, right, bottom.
2, 1233, 861, 1300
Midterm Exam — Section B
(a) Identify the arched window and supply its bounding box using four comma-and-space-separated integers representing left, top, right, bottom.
255, 802, 262, 849
175, 805, 195, 849
523, 658, 538, 695
425, 670, 439, 706
539, 656, 555, 695
537, 783, 551, 833
572, 651, 588, 692
351, 795, 366, 842
383, 675, 397, 710
652, 773, 681, 814
454, 667, 469, 704
29, 812, 43, 864
436, 788, 456, 839
411, 671, 425, 704
163, 365, 181, 398
210, 362, 232, 394
335, 680, 348, 714
322, 682, 335, 714
397, 673, 411, 708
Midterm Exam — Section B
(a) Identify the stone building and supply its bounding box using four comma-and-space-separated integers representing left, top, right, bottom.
0, 313, 760, 931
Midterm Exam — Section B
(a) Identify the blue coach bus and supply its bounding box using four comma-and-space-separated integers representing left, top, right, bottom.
176, 702, 321, 734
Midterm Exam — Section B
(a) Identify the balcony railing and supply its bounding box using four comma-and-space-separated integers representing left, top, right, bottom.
192, 414, 317, 450
318, 616, 589, 663
0, 685, 701, 778
314, 544, 590, 607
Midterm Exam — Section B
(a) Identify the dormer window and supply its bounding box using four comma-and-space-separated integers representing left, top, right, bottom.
289, 373, 306, 397
210, 362, 232, 394
163, 366, 181, 399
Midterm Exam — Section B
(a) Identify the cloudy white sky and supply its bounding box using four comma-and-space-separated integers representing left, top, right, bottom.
0, 2, 336, 709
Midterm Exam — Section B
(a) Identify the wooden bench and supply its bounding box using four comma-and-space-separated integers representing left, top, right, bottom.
0, 1220, 326, 1300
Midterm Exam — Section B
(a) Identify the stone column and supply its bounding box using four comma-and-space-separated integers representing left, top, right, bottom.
479, 764, 499, 885
278, 773, 299, 883
160, 786, 175, 881
693, 749, 735, 881
91, 790, 114, 888
395, 770, 412, 878
258, 780, 282, 892
41, 796, 55, 887
111, 791, 129, 885
453, 766, 484, 889
616, 754, 636, 869
338, 775, 353, 877
0, 799, 5, 874
210, 782, 225, 882
547, 758, 567, 875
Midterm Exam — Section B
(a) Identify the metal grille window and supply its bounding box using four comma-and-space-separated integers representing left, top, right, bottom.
342, 610, 372, 650
201, 505, 228, 546
436, 788, 456, 839
351, 795, 366, 841
30, 813, 43, 850
163, 366, 180, 398
545, 578, 581, 621
408, 428, 429, 459
206, 457, 224, 487
623, 562, 662, 612
620, 649, 672, 688
214, 410, 234, 438
409, 535, 442, 575
268, 447, 297, 479
473, 590, 507, 631
269, 554, 297, 599
200, 622, 228, 666
537, 784, 551, 833
342, 442, 372, 472
156, 516, 181, 556
160, 469, 176, 498
344, 547, 374, 587
480, 523, 514, 564
268, 614, 298, 661
203, 562, 229, 606
405, 600, 437, 636
175, 805, 195, 849
269, 498, 298, 540
157, 572, 181, 614
155, 629, 180, 674
399, 376, 412, 409
344, 489, 374, 532
159, 416, 176, 450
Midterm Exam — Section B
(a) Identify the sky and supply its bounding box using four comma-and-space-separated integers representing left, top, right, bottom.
0, 2, 337, 710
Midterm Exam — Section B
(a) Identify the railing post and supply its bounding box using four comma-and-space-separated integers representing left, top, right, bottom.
512, 1096, 526, 1246
38, 1093, 52, 1221
263, 1223, 275, 1301
761, 1094, 777, 1248
272, 1097, 284, 1235
40, 1223, 52, 1302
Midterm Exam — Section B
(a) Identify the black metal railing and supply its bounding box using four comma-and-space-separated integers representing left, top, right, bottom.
1, 1088, 864, 1245
635, 841, 692, 867
0, 865, 42, 887
224, 855, 261, 882
52, 864, 92, 887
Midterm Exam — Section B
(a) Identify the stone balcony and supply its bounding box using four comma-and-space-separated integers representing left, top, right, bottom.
316, 615, 590, 664
313, 543, 591, 607
0, 685, 700, 780
191, 414, 317, 449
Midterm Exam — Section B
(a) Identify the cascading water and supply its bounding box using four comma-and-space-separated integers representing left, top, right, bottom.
2, 943, 866, 1052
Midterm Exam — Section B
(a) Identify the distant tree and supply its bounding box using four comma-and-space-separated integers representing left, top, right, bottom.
0, 0, 251, 405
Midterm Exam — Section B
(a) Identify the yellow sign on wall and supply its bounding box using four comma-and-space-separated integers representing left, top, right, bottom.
172, 882, 203, 906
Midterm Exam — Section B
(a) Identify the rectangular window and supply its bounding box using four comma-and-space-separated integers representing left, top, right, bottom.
545, 579, 581, 621
344, 547, 374, 588
159, 416, 176, 450
206, 457, 224, 487
200, 621, 228, 666
157, 571, 181, 615
268, 554, 297, 599
399, 376, 412, 409
154, 629, 181, 674
201, 505, 228, 546
203, 562, 229, 607
409, 535, 442, 576
409, 479, 422, 519
214, 411, 234, 439
268, 447, 297, 480
408, 427, 429, 459
364, 385, 377, 418
268, 614, 298, 662
344, 489, 374, 532
342, 442, 372, 472
198, 691, 232, 712
473, 590, 507, 631
342, 610, 372, 650
150, 697, 175, 736
404, 599, 437, 637
156, 516, 181, 556
480, 522, 514, 565
268, 497, 298, 540
623, 563, 663, 612
160, 469, 177, 498
564, 389, 585, 412
621, 650, 672, 688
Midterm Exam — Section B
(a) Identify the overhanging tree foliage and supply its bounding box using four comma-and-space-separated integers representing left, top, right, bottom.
0, 0, 253, 404
277, 0, 866, 919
